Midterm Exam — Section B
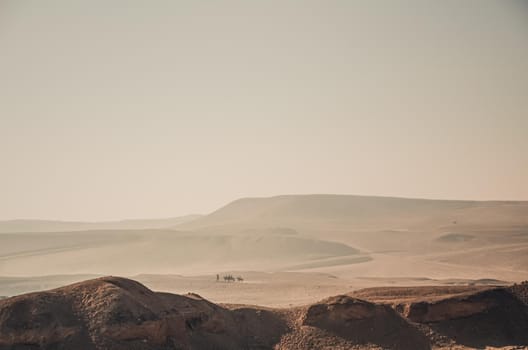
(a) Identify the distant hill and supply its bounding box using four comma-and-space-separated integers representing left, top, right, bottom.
0, 228, 363, 277
174, 195, 528, 276
178, 194, 528, 232
0, 214, 202, 233
1, 194, 527, 282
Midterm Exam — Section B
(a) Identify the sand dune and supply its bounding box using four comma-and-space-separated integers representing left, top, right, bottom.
177, 195, 528, 232
1, 194, 527, 303
173, 195, 528, 283
0, 215, 201, 233
0, 228, 363, 277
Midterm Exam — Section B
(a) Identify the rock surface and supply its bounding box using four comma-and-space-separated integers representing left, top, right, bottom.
1, 277, 528, 349
301, 295, 430, 350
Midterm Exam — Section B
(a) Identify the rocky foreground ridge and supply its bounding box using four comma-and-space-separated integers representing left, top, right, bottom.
0, 277, 527, 350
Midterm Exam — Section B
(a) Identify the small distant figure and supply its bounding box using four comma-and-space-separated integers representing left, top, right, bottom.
236, 276, 244, 282
223, 274, 235, 282
216, 274, 219, 282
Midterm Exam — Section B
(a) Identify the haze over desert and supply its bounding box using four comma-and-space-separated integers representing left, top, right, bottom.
1, 0, 528, 349
1, 195, 527, 303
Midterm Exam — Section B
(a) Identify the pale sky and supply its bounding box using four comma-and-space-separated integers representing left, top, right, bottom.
1, 0, 527, 221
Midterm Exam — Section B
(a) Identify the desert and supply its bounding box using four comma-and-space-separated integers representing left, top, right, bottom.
2, 1, 527, 348
1, 195, 528, 349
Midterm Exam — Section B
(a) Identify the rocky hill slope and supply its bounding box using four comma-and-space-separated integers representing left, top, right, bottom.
0, 277, 527, 350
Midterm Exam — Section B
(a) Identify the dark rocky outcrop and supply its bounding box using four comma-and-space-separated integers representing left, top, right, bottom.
0, 277, 189, 350
0, 277, 289, 350
2, 277, 528, 350
402, 287, 528, 348
302, 295, 431, 350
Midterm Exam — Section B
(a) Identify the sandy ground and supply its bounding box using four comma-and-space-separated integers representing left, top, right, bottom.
0, 270, 511, 307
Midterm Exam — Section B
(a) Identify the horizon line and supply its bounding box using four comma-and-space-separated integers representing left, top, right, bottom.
1, 193, 527, 223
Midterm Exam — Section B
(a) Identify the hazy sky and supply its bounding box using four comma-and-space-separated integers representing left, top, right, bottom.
1, 0, 527, 221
